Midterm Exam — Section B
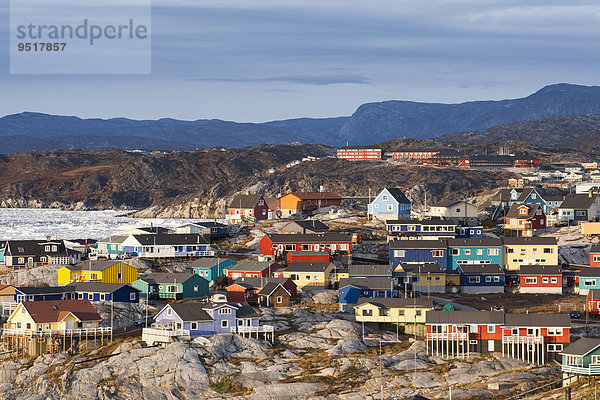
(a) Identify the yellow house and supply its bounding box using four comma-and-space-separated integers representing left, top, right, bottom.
502, 237, 558, 271
281, 262, 336, 289
397, 263, 448, 294
354, 297, 434, 325
5, 299, 102, 332
58, 260, 138, 285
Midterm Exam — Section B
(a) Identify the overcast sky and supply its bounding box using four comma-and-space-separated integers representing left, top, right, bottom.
1, 0, 599, 122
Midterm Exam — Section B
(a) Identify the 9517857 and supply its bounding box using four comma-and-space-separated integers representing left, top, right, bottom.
17, 42, 67, 51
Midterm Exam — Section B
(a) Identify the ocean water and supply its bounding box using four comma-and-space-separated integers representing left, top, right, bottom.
0, 208, 220, 240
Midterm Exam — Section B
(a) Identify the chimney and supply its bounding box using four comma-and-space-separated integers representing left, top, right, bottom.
46, 235, 51, 241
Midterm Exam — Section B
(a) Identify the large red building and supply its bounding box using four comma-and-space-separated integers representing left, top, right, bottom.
286, 251, 330, 264
260, 233, 353, 259
336, 147, 382, 161
223, 261, 282, 284
518, 265, 563, 294
426, 310, 570, 364
591, 245, 600, 268
386, 150, 439, 160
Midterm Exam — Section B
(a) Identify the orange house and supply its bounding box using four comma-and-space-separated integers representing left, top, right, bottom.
279, 192, 342, 217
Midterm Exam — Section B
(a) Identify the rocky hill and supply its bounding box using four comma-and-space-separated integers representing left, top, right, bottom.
3, 84, 600, 152
438, 113, 600, 152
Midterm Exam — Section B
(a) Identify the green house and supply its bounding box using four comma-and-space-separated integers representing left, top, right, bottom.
561, 337, 600, 376
132, 272, 209, 300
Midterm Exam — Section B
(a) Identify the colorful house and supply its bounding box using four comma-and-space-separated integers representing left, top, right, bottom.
58, 260, 138, 285
490, 188, 524, 216
457, 264, 505, 294
354, 298, 434, 326
279, 220, 330, 235
1, 239, 81, 270
447, 238, 503, 271
280, 262, 336, 289
175, 222, 228, 239
95, 235, 128, 259
429, 200, 478, 221
14, 286, 72, 303
454, 225, 484, 239
278, 192, 342, 217
389, 240, 448, 270
367, 188, 412, 221
561, 337, 600, 378
260, 233, 352, 259
591, 245, 600, 268
338, 277, 397, 311
185, 258, 237, 284
257, 282, 293, 308
120, 234, 214, 258
503, 204, 547, 236
385, 219, 457, 241
65, 282, 140, 303
223, 261, 282, 284
397, 263, 449, 294
502, 237, 558, 271
286, 251, 330, 264
226, 277, 297, 304
559, 193, 600, 222
518, 265, 563, 294
587, 289, 600, 316
578, 268, 600, 295
144, 299, 273, 345
514, 188, 551, 214
426, 310, 570, 363
227, 194, 269, 222
131, 272, 209, 299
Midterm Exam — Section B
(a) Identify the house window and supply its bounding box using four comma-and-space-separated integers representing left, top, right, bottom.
594, 255, 600, 262
167, 309, 172, 315
487, 325, 495, 333
117, 273, 122, 280
193, 286, 199, 292
451, 249, 459, 255
435, 276, 441, 281
493, 276, 500, 282
221, 320, 228, 328
219, 308, 232, 314
468, 276, 480, 284
130, 293, 136, 301
548, 328, 563, 336
477, 249, 483, 256
44, 245, 50, 252
464, 249, 471, 256
506, 248, 514, 254
393, 250, 406, 258
276, 296, 283, 303
78, 293, 84, 299
488, 248, 499, 256
525, 277, 537, 284
584, 279, 596, 287
415, 310, 422, 316
285, 244, 296, 251
302, 244, 311, 251
18, 257, 24, 264
387, 204, 393, 211
362, 309, 373, 316
592, 355, 600, 364
379, 308, 390, 316
551, 277, 558, 283
99, 294, 106, 301
527, 328, 535, 335
512, 328, 518, 335
485, 276, 492, 283
543, 248, 553, 254
90, 273, 98, 280
191, 322, 198, 330
432, 250, 443, 257
167, 285, 177, 293
542, 278, 549, 284
382, 195, 388, 201
40, 257, 47, 262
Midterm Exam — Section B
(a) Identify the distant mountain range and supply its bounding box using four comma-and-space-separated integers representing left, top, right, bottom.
2, 83, 600, 153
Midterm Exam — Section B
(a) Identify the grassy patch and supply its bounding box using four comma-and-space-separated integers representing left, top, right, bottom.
210, 375, 245, 394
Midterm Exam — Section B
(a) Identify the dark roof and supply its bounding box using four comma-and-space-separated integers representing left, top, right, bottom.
229, 194, 264, 209
193, 221, 227, 229
348, 264, 393, 277
502, 237, 557, 246
505, 203, 541, 220
98, 235, 128, 244
519, 265, 562, 275
5, 239, 67, 256
285, 220, 330, 232
65, 282, 139, 293
400, 263, 445, 274
284, 262, 333, 273
338, 277, 395, 290
385, 188, 411, 204
516, 188, 537, 202
71, 260, 131, 272
560, 193, 598, 210
199, 301, 260, 318
132, 234, 209, 246
447, 238, 503, 247
267, 233, 351, 243
227, 261, 274, 272
492, 188, 522, 203
389, 239, 446, 249
426, 310, 505, 324
562, 337, 600, 356
288, 192, 342, 200
356, 297, 434, 309
257, 282, 290, 296
385, 218, 457, 226
22, 299, 102, 323
504, 313, 570, 328
458, 264, 504, 275
591, 245, 600, 254
578, 267, 600, 278
141, 273, 200, 284
231, 276, 291, 289
131, 226, 172, 234
187, 258, 233, 268
16, 286, 71, 295
168, 302, 212, 321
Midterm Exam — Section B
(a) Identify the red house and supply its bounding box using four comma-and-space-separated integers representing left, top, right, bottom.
286, 251, 330, 264
426, 310, 570, 364
504, 203, 546, 232
591, 245, 600, 268
518, 265, 563, 294
588, 289, 600, 315
260, 233, 352, 259
227, 194, 269, 222
226, 276, 297, 304
224, 261, 281, 284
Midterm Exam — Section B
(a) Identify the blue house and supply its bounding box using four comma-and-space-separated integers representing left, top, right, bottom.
455, 225, 484, 239
457, 264, 505, 294
150, 299, 262, 337
66, 282, 140, 303
385, 219, 457, 241
338, 277, 397, 311
368, 188, 412, 221
578, 268, 600, 295
15, 286, 73, 302
131, 272, 210, 300
515, 188, 552, 214
95, 235, 128, 259
389, 240, 448, 270
120, 234, 214, 258
447, 238, 503, 271
185, 258, 237, 284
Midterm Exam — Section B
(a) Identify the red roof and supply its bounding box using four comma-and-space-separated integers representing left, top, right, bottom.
22, 299, 102, 323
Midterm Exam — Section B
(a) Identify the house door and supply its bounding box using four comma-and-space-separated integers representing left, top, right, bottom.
27, 258, 34, 267
488, 340, 495, 352
66, 319, 74, 330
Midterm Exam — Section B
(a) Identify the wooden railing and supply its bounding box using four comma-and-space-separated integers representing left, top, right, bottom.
2, 327, 112, 337
562, 364, 600, 375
